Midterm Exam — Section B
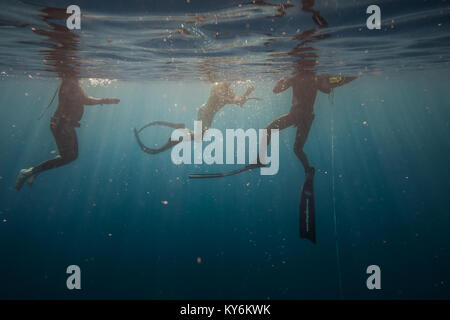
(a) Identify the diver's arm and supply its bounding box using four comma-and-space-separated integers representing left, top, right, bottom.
79, 85, 120, 106
317, 75, 357, 93
273, 77, 292, 94
234, 86, 260, 107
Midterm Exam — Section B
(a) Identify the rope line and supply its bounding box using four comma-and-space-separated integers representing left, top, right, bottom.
330, 100, 343, 299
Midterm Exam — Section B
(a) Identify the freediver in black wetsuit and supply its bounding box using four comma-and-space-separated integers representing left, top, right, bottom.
15, 76, 120, 191
15, 7, 120, 190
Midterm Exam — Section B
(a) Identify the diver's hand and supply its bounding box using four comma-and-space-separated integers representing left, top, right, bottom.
244, 86, 255, 96
237, 98, 248, 107
237, 96, 262, 107
273, 78, 291, 93
237, 86, 256, 107
104, 98, 120, 104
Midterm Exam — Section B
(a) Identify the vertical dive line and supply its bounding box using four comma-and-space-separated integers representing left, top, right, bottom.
331, 103, 343, 299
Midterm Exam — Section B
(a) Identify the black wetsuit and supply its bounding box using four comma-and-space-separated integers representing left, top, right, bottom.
32, 80, 83, 175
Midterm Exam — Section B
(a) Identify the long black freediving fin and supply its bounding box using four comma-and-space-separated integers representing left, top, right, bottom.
189, 163, 265, 179
134, 121, 188, 155
299, 167, 316, 243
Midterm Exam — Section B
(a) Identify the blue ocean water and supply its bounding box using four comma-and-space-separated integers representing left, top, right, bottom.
0, 0, 450, 299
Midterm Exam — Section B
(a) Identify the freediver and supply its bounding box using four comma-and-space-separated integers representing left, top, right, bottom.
15, 6, 120, 191
15, 77, 120, 190
134, 82, 261, 154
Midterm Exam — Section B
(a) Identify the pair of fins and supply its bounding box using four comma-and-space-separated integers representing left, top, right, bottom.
189, 165, 316, 243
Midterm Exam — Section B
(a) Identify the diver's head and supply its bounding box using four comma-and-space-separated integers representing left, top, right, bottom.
223, 82, 232, 89
61, 73, 80, 85
215, 81, 232, 89
293, 59, 317, 75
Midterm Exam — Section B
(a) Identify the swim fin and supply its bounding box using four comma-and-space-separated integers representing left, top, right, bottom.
15, 168, 34, 191
134, 127, 152, 153
189, 163, 265, 179
299, 167, 316, 243
26, 173, 38, 187
136, 121, 186, 134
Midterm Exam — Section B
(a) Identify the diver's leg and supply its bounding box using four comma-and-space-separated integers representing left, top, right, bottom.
293, 114, 314, 172
257, 113, 294, 165
32, 121, 78, 175
16, 121, 78, 190
265, 113, 293, 145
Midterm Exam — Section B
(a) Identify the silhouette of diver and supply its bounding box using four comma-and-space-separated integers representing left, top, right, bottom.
15, 7, 120, 190
134, 82, 261, 154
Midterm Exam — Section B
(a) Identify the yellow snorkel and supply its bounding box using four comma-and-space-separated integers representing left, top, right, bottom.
329, 76, 343, 84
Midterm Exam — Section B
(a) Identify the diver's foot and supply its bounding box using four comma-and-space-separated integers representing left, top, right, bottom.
15, 168, 34, 191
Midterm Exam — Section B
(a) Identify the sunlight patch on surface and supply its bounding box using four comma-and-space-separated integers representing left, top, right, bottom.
85, 78, 117, 87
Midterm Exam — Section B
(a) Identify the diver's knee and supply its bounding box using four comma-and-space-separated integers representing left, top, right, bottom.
293, 142, 303, 153
69, 152, 78, 162
61, 152, 77, 164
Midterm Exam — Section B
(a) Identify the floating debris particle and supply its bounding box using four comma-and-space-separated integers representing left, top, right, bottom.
161, 200, 168, 205
197, 257, 202, 264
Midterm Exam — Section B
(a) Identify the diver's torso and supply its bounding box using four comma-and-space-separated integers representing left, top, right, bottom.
53, 80, 85, 123
290, 76, 318, 117
197, 83, 233, 130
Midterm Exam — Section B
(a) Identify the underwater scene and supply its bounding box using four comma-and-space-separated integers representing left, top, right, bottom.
0, 0, 449, 300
